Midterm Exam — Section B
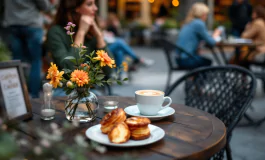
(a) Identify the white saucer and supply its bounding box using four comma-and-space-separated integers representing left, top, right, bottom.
124, 105, 175, 121
85, 124, 165, 147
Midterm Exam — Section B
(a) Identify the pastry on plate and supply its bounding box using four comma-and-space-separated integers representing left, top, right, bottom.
100, 108, 126, 134
108, 122, 130, 144
125, 117, 151, 140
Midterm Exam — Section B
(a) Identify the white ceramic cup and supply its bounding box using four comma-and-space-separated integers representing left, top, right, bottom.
135, 90, 172, 116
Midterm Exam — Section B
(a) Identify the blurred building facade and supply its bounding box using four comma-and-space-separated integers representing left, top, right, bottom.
98, 0, 265, 29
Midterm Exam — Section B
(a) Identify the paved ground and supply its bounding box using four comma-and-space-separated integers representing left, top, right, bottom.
111, 46, 265, 160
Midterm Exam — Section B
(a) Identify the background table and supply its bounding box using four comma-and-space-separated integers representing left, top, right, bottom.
15, 96, 226, 160
209, 41, 263, 65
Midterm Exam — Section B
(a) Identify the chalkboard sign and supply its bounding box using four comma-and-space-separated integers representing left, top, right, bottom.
0, 60, 32, 122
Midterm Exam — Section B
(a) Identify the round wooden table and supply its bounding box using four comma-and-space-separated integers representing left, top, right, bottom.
99, 96, 226, 160
17, 96, 226, 160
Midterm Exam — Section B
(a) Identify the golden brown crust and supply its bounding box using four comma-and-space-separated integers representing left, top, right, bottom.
130, 133, 150, 140
125, 117, 151, 127
108, 122, 130, 144
100, 108, 126, 134
130, 126, 150, 140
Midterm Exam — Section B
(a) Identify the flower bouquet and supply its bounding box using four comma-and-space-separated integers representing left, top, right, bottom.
46, 22, 127, 122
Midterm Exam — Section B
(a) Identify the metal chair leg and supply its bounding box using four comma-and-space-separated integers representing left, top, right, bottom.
165, 70, 172, 92
225, 143, 233, 160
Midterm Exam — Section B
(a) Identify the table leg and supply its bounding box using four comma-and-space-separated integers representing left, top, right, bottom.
209, 47, 222, 65
243, 47, 256, 61
218, 46, 229, 65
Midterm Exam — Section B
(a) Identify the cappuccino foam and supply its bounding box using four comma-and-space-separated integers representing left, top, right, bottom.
136, 90, 163, 96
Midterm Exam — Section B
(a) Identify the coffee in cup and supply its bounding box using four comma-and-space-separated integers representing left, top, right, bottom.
135, 90, 172, 116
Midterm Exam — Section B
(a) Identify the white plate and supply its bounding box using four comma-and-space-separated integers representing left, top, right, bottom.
85, 124, 165, 147
124, 105, 175, 121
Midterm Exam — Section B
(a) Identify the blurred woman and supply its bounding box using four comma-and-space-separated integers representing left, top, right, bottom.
176, 2, 221, 69
241, 5, 265, 55
46, 0, 111, 96
46, 0, 109, 70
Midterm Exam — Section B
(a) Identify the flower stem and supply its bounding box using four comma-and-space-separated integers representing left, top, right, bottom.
69, 97, 80, 120
85, 100, 95, 120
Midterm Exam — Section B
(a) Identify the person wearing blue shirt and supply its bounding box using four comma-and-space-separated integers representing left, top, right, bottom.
176, 2, 221, 69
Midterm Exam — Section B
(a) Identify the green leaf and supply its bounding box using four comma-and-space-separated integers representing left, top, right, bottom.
117, 80, 122, 85
63, 69, 72, 74
85, 55, 92, 59
69, 59, 77, 65
78, 59, 84, 64
107, 79, 113, 85
123, 78, 129, 81
90, 50, 95, 57
91, 59, 97, 63
64, 56, 76, 60
96, 74, 105, 80
96, 82, 103, 86
79, 49, 87, 57
107, 81, 112, 85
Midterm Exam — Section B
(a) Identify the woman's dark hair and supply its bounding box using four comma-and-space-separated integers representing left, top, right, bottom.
253, 5, 265, 21
54, 0, 85, 26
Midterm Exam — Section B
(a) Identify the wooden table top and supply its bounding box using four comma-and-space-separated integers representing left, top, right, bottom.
16, 96, 226, 160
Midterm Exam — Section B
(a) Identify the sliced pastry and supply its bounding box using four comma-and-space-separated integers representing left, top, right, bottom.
108, 122, 130, 144
100, 108, 126, 134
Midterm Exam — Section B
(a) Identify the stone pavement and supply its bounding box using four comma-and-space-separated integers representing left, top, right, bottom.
111, 46, 265, 160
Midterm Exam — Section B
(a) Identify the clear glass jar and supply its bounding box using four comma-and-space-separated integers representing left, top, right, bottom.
41, 83, 55, 120
65, 88, 98, 123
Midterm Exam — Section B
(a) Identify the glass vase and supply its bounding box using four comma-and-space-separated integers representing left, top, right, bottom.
65, 88, 98, 123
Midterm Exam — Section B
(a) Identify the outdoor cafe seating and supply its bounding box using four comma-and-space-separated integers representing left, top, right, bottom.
0, 60, 257, 160
165, 65, 256, 160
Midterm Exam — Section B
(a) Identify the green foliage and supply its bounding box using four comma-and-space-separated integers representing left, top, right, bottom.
0, 120, 109, 160
0, 132, 18, 159
0, 42, 11, 62
213, 20, 232, 32
161, 18, 178, 29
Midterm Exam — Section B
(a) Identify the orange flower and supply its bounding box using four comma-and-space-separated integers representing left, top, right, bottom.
80, 63, 90, 70
93, 50, 115, 68
46, 63, 64, 88
70, 70, 90, 87
122, 61, 128, 72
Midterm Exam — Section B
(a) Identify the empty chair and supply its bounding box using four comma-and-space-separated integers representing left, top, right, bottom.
165, 65, 257, 160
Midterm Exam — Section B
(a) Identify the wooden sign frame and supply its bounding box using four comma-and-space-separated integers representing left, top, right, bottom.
0, 60, 32, 122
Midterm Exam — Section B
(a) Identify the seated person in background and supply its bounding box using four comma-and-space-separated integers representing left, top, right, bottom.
106, 13, 123, 37
176, 2, 221, 69
152, 5, 168, 32
241, 5, 265, 59
97, 16, 146, 74
46, 0, 111, 96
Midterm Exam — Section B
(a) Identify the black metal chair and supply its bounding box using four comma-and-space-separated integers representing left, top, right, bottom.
243, 60, 265, 126
158, 38, 200, 91
165, 65, 257, 160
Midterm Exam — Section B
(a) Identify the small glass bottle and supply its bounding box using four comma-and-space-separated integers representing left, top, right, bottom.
41, 83, 55, 120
